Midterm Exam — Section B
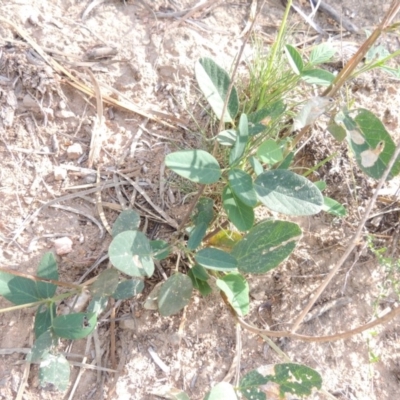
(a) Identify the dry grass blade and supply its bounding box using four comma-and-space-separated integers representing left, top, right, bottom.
0, 17, 183, 128
116, 171, 179, 229
86, 68, 104, 168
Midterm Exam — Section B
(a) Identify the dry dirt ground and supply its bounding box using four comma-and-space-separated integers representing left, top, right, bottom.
1, 1, 400, 399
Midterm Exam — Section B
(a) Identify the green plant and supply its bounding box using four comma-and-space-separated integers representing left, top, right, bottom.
1, 1, 400, 398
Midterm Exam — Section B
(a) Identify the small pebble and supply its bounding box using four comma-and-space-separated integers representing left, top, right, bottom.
54, 237, 73, 255
54, 166, 67, 181
67, 143, 83, 160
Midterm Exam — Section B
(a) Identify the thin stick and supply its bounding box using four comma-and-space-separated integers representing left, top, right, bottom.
291, 141, 400, 332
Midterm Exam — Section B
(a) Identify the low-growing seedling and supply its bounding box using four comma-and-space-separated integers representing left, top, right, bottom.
1, 1, 400, 397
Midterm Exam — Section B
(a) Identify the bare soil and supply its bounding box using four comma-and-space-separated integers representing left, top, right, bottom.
1, 1, 400, 400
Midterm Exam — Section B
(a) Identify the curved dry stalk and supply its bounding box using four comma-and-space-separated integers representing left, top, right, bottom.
291, 140, 400, 332
235, 304, 400, 343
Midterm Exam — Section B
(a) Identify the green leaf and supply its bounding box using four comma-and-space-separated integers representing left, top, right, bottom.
323, 196, 347, 217
216, 273, 249, 316
256, 139, 283, 165
158, 273, 193, 316
165, 150, 221, 184
248, 100, 286, 123
34, 304, 56, 339
150, 240, 171, 260
309, 42, 336, 65
188, 222, 208, 251
109, 230, 154, 277
0, 273, 43, 305
239, 364, 322, 400
188, 198, 214, 250
229, 113, 249, 165
284, 44, 303, 74
37, 252, 58, 299
254, 170, 323, 216
314, 180, 327, 191
195, 248, 238, 271
277, 151, 294, 170
222, 185, 254, 231
188, 269, 212, 296
39, 353, 70, 391
89, 268, 119, 297
191, 264, 210, 281
204, 382, 238, 400
249, 156, 263, 176
112, 279, 144, 300
52, 312, 97, 339
327, 119, 347, 142
28, 330, 57, 363
0, 253, 59, 305
112, 209, 141, 237
228, 169, 257, 207
301, 68, 335, 86
87, 295, 109, 315
232, 220, 302, 274
216, 129, 237, 146
350, 108, 400, 180
195, 57, 239, 122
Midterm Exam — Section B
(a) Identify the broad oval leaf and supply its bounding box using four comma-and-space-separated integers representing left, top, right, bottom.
216, 273, 249, 317
239, 363, 322, 400
217, 129, 237, 146
187, 221, 208, 251
350, 108, 400, 180
0, 273, 42, 305
232, 220, 302, 274
188, 197, 215, 250
37, 252, 58, 299
28, 330, 57, 363
301, 68, 335, 86
309, 42, 336, 65
52, 312, 97, 339
254, 170, 323, 216
205, 382, 238, 400
158, 273, 193, 316
39, 353, 70, 392
195, 57, 239, 122
188, 269, 213, 296
112, 279, 144, 300
256, 139, 283, 165
150, 240, 171, 260
249, 156, 263, 176
228, 169, 257, 207
190, 263, 209, 281
112, 209, 141, 237
89, 268, 119, 297
207, 229, 242, 251
195, 248, 238, 271
229, 113, 249, 165
34, 304, 56, 339
222, 186, 254, 232
109, 230, 154, 277
165, 150, 221, 184
87, 295, 109, 315
284, 44, 303, 75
